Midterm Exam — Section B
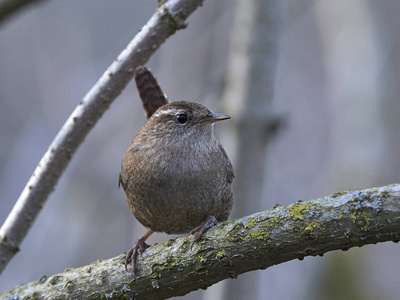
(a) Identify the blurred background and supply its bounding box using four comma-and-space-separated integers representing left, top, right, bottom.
1, 0, 400, 299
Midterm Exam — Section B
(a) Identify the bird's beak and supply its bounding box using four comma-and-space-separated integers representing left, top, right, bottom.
200, 113, 231, 124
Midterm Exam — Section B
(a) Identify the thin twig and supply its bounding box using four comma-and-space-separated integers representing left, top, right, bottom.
1, 184, 399, 299
0, 0, 205, 276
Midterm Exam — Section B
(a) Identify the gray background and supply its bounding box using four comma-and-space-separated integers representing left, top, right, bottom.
1, 1, 400, 299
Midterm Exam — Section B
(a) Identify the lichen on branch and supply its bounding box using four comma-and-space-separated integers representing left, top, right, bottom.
2, 184, 399, 300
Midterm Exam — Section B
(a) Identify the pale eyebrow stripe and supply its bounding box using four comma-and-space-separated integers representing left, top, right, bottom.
153, 108, 178, 117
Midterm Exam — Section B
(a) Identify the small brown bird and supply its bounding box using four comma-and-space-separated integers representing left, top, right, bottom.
119, 67, 234, 275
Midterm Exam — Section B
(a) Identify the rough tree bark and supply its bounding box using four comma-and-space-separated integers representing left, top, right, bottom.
0, 0, 205, 276
1, 184, 399, 299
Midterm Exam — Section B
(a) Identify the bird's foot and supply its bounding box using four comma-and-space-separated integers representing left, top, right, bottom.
187, 216, 218, 248
125, 229, 154, 276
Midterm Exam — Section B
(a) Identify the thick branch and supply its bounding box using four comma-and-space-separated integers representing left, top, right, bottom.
0, 0, 205, 276
2, 184, 399, 299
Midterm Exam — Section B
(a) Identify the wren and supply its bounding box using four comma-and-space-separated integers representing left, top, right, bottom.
119, 67, 234, 275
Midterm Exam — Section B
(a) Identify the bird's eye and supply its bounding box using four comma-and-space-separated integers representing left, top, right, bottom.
176, 114, 188, 124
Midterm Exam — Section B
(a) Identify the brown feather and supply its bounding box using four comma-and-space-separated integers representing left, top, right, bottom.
134, 66, 168, 119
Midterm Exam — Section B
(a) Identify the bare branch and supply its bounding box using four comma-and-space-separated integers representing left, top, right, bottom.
2, 184, 399, 299
0, 0, 205, 276
0, 0, 45, 24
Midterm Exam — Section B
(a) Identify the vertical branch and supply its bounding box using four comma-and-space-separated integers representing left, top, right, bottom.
220, 0, 281, 298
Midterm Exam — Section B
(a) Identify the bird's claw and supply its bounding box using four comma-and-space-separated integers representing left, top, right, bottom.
125, 239, 150, 276
186, 216, 218, 249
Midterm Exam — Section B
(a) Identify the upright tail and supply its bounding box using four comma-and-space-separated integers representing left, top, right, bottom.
134, 66, 169, 119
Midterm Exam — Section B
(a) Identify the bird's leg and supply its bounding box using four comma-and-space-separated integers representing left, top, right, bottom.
187, 216, 218, 248
125, 229, 154, 275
